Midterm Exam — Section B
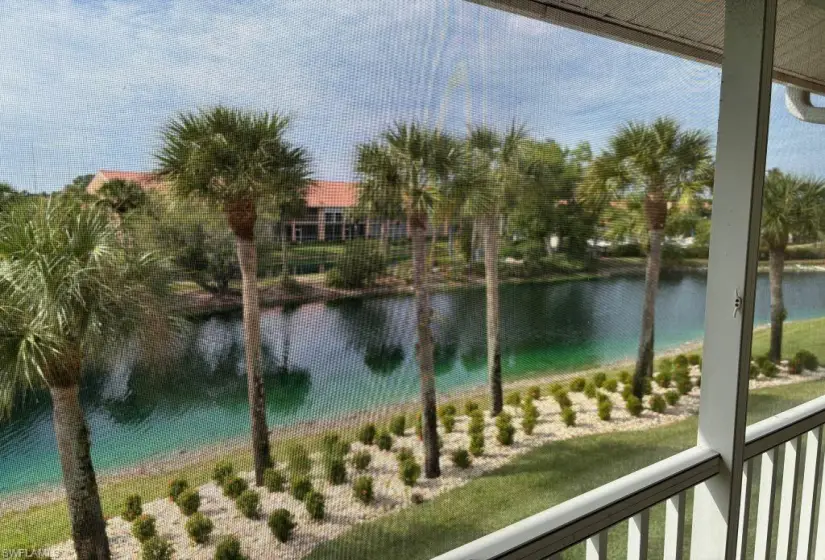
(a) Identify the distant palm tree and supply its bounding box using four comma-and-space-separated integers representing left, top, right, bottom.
157, 107, 311, 484
97, 179, 148, 215
355, 142, 405, 256
583, 118, 712, 396
0, 197, 169, 560
761, 169, 825, 362
456, 124, 527, 415
356, 122, 458, 478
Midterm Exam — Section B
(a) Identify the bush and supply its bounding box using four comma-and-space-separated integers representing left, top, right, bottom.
141, 536, 173, 560
650, 394, 667, 413
321, 433, 350, 459
569, 377, 586, 392
597, 399, 612, 421
353, 476, 374, 505
675, 373, 693, 395
451, 448, 472, 469
222, 476, 248, 499
626, 396, 643, 417
750, 362, 760, 379
793, 350, 819, 372
561, 407, 576, 427
655, 372, 672, 388
411, 492, 425, 505
214, 536, 247, 560
495, 412, 516, 445
177, 488, 200, 516
290, 475, 313, 501
464, 401, 480, 415
351, 450, 371, 471
674, 354, 689, 368
122, 494, 142, 522
263, 468, 285, 492
376, 430, 393, 451
399, 459, 422, 486
440, 413, 456, 434
469, 432, 485, 456
212, 460, 234, 486
505, 392, 521, 406
618, 370, 632, 384
584, 381, 597, 399
395, 446, 415, 464
131, 514, 156, 543
468, 410, 485, 434
287, 444, 312, 475
414, 413, 422, 439
185, 512, 213, 544
554, 391, 572, 409
389, 415, 406, 436
688, 353, 702, 367
325, 457, 347, 485
596, 391, 610, 404
359, 423, 377, 446
304, 490, 325, 520
762, 361, 779, 378
548, 382, 564, 396
641, 377, 653, 395
167, 477, 189, 502
268, 509, 296, 543
592, 372, 607, 388
527, 386, 542, 400
621, 385, 633, 401
522, 401, 539, 435
439, 404, 457, 417
603, 378, 618, 392
658, 358, 673, 375
326, 240, 385, 288
235, 489, 261, 519
665, 390, 680, 406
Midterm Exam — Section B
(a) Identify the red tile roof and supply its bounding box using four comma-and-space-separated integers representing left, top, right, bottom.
88, 170, 168, 194
305, 180, 357, 208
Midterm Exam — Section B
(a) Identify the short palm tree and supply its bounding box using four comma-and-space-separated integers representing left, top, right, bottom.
583, 118, 712, 396
457, 124, 527, 415
0, 197, 169, 560
157, 107, 311, 484
761, 169, 825, 362
97, 178, 148, 215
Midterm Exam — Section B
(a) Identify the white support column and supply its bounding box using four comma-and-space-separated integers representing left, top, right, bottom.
586, 531, 608, 560
689, 0, 777, 558
628, 510, 650, 560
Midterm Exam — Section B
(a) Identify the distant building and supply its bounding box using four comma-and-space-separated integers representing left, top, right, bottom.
86, 170, 168, 194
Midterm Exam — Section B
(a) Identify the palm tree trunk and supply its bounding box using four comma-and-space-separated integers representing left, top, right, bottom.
280, 221, 289, 280
411, 214, 440, 478
769, 246, 786, 363
235, 234, 272, 484
50, 385, 110, 560
380, 220, 390, 257
483, 216, 503, 416
633, 229, 664, 397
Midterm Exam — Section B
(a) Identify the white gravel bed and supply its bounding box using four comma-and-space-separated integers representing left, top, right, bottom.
46, 366, 824, 559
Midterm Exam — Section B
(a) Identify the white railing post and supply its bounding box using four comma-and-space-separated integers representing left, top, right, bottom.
689, 0, 777, 558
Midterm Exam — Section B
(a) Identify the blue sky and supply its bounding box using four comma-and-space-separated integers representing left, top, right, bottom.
1, 0, 824, 192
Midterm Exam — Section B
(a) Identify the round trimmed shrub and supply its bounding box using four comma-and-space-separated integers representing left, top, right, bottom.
268, 509, 296, 543
321, 434, 350, 459
650, 394, 667, 414
185, 512, 213, 544
235, 489, 260, 519
618, 370, 632, 384
554, 391, 572, 409
762, 361, 779, 378
439, 404, 457, 417
593, 372, 607, 388
214, 535, 247, 560
399, 459, 422, 487
469, 432, 485, 456
561, 407, 576, 427
376, 430, 393, 451
353, 476, 374, 505
122, 494, 142, 522
167, 477, 189, 502
596, 391, 610, 404
522, 402, 539, 435
468, 410, 485, 435
290, 475, 313, 501
505, 392, 521, 407
527, 386, 542, 400
395, 446, 414, 464
287, 444, 312, 475
304, 490, 325, 521
351, 450, 372, 471
674, 354, 689, 368
548, 382, 564, 396
495, 412, 515, 445
675, 373, 692, 395
325, 457, 347, 485
603, 378, 618, 392
358, 423, 377, 445
791, 350, 819, 373
626, 396, 643, 417
655, 372, 672, 388
584, 381, 597, 399
658, 358, 673, 375
212, 460, 234, 486
263, 468, 285, 493
177, 488, 200, 516
222, 476, 248, 499
131, 514, 156, 543
597, 399, 612, 421
621, 385, 633, 401
389, 415, 406, 436
665, 390, 680, 406
688, 353, 702, 367
440, 413, 456, 434
569, 377, 586, 392
141, 536, 173, 560
451, 448, 472, 469
464, 401, 480, 415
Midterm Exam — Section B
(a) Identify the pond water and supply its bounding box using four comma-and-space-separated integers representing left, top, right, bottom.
2, 271, 824, 494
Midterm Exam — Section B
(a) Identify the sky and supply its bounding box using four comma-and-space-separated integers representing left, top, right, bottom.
1, 0, 824, 192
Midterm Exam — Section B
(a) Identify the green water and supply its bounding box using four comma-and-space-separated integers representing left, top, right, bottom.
1, 271, 824, 494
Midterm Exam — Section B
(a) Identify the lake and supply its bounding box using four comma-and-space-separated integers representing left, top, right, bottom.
2, 271, 824, 495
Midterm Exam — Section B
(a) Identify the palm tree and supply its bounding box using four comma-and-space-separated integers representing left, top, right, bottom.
456, 124, 527, 415
157, 107, 311, 484
356, 122, 458, 478
355, 141, 405, 256
583, 118, 712, 396
0, 196, 169, 560
97, 179, 148, 215
761, 169, 825, 362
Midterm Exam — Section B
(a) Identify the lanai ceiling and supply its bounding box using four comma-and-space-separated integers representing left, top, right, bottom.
471, 0, 825, 94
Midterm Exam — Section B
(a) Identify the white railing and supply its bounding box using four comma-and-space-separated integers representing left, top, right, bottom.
435, 395, 825, 560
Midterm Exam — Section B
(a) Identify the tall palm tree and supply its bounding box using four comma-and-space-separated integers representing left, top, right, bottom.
0, 197, 169, 560
456, 124, 526, 415
583, 118, 711, 396
356, 122, 458, 478
157, 107, 311, 484
355, 141, 405, 256
761, 169, 825, 362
